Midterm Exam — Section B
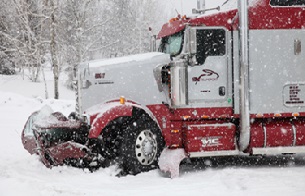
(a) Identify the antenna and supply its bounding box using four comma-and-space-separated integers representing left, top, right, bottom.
181, 0, 183, 15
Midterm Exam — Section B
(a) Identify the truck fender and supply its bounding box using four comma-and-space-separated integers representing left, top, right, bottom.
87, 101, 160, 139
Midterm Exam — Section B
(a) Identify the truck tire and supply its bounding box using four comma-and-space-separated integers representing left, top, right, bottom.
99, 119, 125, 160
120, 115, 164, 175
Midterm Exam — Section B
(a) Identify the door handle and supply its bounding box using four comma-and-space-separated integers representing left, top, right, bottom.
219, 86, 226, 96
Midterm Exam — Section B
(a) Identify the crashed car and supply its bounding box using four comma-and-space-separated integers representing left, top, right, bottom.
21, 106, 93, 168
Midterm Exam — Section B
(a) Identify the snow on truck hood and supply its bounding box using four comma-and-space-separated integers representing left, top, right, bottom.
86, 52, 168, 68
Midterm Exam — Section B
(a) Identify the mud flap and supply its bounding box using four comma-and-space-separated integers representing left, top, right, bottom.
158, 148, 187, 178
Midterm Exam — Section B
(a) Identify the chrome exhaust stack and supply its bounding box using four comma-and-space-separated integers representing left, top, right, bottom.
170, 60, 188, 107
238, 0, 250, 151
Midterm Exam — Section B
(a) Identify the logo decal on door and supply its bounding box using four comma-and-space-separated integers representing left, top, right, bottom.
192, 69, 219, 84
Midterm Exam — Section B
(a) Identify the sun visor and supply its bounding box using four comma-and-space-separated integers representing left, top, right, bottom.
157, 19, 187, 39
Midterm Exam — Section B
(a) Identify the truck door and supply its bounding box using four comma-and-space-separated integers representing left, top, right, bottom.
188, 28, 229, 106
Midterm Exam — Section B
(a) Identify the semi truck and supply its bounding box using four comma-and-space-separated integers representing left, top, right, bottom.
23, 0, 305, 177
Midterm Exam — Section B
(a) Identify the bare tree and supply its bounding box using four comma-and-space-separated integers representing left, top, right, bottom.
49, 0, 59, 99
109, 0, 166, 56
0, 0, 169, 98
0, 0, 51, 81
0, 3, 16, 74
58, 0, 118, 89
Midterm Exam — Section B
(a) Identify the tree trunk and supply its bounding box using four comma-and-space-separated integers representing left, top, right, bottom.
41, 66, 49, 99
50, 0, 59, 99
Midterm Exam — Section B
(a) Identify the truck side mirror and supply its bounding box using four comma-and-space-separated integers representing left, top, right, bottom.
188, 27, 208, 65
153, 64, 166, 92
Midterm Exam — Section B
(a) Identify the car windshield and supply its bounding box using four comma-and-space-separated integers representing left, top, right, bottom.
159, 31, 184, 56
40, 127, 88, 146
44, 128, 72, 143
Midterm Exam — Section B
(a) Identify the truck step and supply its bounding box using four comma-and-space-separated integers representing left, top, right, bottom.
189, 149, 240, 158
252, 146, 305, 155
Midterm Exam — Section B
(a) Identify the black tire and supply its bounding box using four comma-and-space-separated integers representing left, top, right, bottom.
120, 114, 164, 175
99, 117, 129, 160
91, 117, 130, 169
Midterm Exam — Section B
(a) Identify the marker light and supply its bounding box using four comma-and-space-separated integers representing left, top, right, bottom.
256, 113, 263, 118
292, 113, 300, 117
120, 96, 126, 104
170, 144, 180, 148
182, 116, 191, 120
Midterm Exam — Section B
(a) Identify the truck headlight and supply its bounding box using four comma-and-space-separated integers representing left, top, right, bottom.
82, 114, 90, 125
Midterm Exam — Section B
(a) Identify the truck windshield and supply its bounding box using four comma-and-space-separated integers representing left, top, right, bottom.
158, 31, 184, 56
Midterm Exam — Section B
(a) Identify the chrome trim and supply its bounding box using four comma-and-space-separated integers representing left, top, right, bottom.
292, 123, 297, 146
170, 60, 188, 107
188, 123, 235, 129
294, 39, 301, 55
252, 146, 305, 155
263, 122, 267, 147
189, 150, 240, 158
238, 0, 250, 151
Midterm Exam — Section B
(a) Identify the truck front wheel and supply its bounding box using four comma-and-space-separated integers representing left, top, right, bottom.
120, 115, 164, 175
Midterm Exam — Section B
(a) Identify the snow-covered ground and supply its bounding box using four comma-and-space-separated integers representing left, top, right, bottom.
1, 72, 305, 196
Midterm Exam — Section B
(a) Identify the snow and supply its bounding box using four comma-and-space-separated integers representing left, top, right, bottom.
33, 105, 80, 129
158, 148, 187, 178
1, 72, 305, 196
0, 72, 75, 100
85, 52, 166, 68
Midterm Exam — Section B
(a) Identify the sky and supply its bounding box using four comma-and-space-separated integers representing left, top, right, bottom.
169, 0, 227, 16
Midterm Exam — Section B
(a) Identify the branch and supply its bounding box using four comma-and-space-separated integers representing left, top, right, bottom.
29, 12, 50, 19
0, 45, 18, 53
0, 30, 26, 47
88, 40, 119, 52
81, 18, 111, 35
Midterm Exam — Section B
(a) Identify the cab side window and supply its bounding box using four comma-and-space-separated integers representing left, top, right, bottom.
196, 29, 226, 65
270, 0, 305, 6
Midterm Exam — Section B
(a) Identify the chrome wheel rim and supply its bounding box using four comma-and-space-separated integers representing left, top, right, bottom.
135, 129, 157, 165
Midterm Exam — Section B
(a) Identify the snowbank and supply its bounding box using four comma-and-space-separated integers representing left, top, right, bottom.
0, 71, 75, 100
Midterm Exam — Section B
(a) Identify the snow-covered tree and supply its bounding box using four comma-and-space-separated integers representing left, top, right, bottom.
108, 0, 166, 56
59, 0, 116, 89
0, 0, 51, 81
0, 0, 170, 97
0, 2, 16, 74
